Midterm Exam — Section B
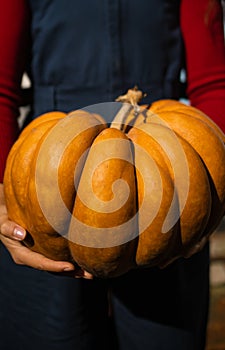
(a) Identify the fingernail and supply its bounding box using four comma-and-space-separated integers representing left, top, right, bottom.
84, 272, 93, 279
13, 228, 25, 240
63, 266, 75, 272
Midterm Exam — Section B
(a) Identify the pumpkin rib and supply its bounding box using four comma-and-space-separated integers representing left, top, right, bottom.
69, 127, 138, 277
144, 110, 225, 237
150, 99, 225, 143
25, 111, 107, 259
128, 126, 180, 266
18, 111, 66, 140
128, 123, 211, 258
4, 117, 63, 228
174, 135, 212, 249
150, 99, 182, 111
30, 110, 107, 231
14, 119, 63, 205
5, 117, 73, 260
68, 109, 107, 127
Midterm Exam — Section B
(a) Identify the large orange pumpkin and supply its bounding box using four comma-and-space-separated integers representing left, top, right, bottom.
3, 87, 225, 277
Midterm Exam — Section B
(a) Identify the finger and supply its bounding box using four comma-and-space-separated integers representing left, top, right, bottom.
65, 272, 94, 280
15, 247, 75, 272
0, 219, 26, 240
2, 236, 75, 272
54, 269, 94, 280
83, 270, 94, 279
74, 269, 94, 280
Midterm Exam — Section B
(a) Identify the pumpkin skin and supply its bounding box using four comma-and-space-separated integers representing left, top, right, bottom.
150, 99, 225, 143
68, 128, 139, 277
4, 110, 107, 262
3, 95, 225, 278
128, 124, 212, 260
134, 106, 225, 239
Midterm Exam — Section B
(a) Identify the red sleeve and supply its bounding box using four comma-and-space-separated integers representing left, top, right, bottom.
180, 0, 225, 133
0, 0, 30, 182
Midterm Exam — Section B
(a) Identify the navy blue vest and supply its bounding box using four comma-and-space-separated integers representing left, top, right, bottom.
28, 0, 183, 118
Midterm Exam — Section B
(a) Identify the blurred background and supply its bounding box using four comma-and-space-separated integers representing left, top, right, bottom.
206, 219, 225, 349
204, 3, 225, 348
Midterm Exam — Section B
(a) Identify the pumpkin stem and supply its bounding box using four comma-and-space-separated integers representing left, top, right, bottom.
115, 85, 146, 106
111, 86, 146, 131
110, 103, 133, 131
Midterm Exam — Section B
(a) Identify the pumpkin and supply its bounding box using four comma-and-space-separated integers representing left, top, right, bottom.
3, 87, 225, 277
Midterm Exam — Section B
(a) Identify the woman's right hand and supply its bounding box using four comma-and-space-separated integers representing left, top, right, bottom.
0, 184, 93, 279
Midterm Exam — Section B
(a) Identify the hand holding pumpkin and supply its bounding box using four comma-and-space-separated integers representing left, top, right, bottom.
0, 184, 93, 278
3, 88, 225, 278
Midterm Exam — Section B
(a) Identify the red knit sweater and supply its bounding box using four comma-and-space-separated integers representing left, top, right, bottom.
0, 0, 225, 182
